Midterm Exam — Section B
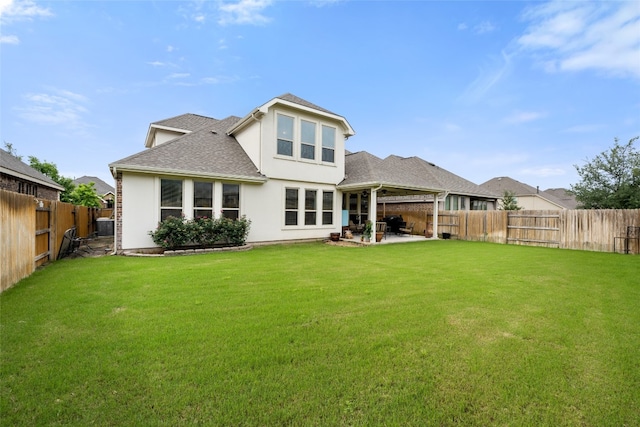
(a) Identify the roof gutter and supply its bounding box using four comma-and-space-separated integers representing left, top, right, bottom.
337, 181, 445, 194
227, 108, 266, 136
108, 164, 268, 184
0, 166, 65, 191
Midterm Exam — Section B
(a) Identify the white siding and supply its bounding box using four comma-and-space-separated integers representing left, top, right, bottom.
234, 106, 346, 186
121, 173, 158, 250
514, 195, 563, 210
119, 173, 343, 251
153, 129, 185, 146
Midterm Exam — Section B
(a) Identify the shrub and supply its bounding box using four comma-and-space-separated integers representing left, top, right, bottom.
221, 216, 252, 246
149, 215, 251, 250
149, 216, 192, 249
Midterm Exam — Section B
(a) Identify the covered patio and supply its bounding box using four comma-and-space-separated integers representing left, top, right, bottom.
338, 152, 446, 244
340, 230, 432, 245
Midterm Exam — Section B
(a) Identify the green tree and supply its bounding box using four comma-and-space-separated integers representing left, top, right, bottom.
28, 156, 75, 203
70, 182, 102, 208
3, 141, 22, 160
571, 137, 640, 209
500, 190, 522, 210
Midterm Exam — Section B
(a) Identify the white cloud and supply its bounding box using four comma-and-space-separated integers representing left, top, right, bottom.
520, 166, 566, 177
459, 50, 513, 104
503, 111, 547, 124
167, 73, 190, 79
518, 1, 640, 79
0, 34, 19, 43
308, 0, 342, 7
470, 152, 530, 167
0, 0, 52, 23
147, 61, 178, 68
475, 21, 496, 34
15, 88, 90, 131
201, 75, 239, 85
457, 22, 468, 31
443, 122, 462, 132
563, 124, 605, 133
218, 0, 272, 26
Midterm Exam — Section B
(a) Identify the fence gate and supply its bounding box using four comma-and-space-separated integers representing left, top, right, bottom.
35, 203, 52, 267
507, 213, 560, 247
438, 212, 460, 238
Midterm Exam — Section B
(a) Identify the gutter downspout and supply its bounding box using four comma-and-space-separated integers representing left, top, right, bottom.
251, 112, 263, 173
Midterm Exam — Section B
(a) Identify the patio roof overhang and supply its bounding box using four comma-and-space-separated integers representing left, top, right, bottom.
336, 182, 445, 197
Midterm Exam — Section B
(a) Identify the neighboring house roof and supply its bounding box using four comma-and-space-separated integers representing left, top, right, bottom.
480, 176, 574, 209
543, 188, 578, 209
0, 149, 65, 191
110, 115, 266, 182
227, 93, 355, 137
73, 176, 115, 196
481, 176, 538, 196
340, 152, 497, 198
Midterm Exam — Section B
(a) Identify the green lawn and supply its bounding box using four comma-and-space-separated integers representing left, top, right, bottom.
1, 240, 639, 426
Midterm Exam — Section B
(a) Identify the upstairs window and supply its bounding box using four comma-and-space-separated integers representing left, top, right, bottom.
305, 190, 317, 225
193, 181, 213, 218
222, 184, 240, 220
285, 188, 298, 226
300, 120, 316, 160
277, 114, 294, 157
322, 125, 335, 163
161, 179, 183, 221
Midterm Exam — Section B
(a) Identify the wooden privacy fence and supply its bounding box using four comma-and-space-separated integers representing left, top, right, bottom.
1, 189, 103, 292
436, 209, 640, 253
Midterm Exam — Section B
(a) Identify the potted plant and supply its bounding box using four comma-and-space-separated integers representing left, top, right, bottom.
363, 220, 373, 242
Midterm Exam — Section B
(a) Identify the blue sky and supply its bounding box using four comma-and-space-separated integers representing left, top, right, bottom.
1, 0, 639, 191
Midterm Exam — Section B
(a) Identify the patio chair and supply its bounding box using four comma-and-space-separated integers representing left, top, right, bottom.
399, 222, 414, 235
376, 221, 387, 240
349, 220, 364, 234
57, 227, 82, 259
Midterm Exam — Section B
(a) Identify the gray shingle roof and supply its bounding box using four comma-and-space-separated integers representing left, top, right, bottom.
277, 93, 337, 116
543, 188, 578, 209
110, 116, 264, 181
480, 176, 538, 196
72, 176, 115, 196
151, 113, 222, 132
480, 177, 576, 209
340, 152, 497, 198
0, 149, 65, 190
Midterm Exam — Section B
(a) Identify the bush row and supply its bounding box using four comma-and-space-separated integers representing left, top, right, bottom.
149, 215, 251, 250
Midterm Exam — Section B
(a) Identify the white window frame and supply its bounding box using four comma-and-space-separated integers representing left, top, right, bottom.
160, 178, 183, 221
285, 187, 299, 226
321, 125, 336, 163
322, 191, 333, 225
193, 181, 214, 219
277, 114, 294, 157
305, 189, 317, 226
222, 183, 240, 220
300, 119, 316, 161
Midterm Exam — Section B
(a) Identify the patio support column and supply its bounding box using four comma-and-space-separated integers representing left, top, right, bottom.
370, 189, 378, 242
432, 191, 439, 239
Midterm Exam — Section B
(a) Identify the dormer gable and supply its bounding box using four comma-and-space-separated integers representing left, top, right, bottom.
226, 93, 355, 138
144, 113, 221, 148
